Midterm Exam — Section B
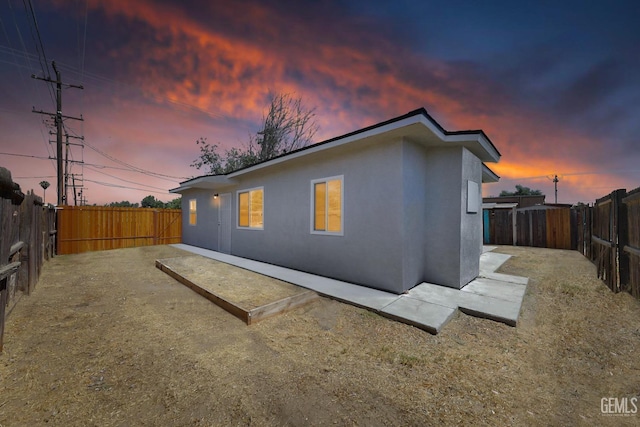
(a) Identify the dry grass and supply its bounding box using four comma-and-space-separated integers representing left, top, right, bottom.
0, 245, 638, 426
158, 255, 306, 309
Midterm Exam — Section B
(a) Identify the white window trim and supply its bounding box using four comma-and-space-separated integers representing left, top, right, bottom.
310, 175, 344, 236
188, 199, 197, 226
236, 186, 264, 230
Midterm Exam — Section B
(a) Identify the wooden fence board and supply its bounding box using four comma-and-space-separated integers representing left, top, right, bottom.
57, 206, 181, 255
622, 188, 640, 298
546, 208, 572, 249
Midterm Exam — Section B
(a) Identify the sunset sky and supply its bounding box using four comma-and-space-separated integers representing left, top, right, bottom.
1, 0, 638, 206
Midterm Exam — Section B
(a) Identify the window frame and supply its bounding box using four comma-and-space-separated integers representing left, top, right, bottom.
310, 175, 344, 236
188, 199, 197, 226
236, 186, 264, 230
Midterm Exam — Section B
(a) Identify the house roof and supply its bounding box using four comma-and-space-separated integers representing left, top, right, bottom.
482, 164, 500, 183
171, 108, 501, 193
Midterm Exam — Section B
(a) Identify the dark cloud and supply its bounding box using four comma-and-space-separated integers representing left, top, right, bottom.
554, 59, 625, 117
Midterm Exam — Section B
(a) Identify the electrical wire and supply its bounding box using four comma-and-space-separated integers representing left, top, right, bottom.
81, 138, 190, 181
22, 0, 49, 77
83, 178, 169, 196
3, 2, 56, 165
0, 151, 51, 159
84, 165, 171, 191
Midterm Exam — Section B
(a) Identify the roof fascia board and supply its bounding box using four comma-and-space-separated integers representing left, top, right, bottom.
170, 175, 233, 193
482, 163, 500, 183
227, 114, 425, 178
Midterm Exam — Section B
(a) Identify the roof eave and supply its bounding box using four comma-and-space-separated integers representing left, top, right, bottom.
170, 175, 234, 193
482, 164, 500, 183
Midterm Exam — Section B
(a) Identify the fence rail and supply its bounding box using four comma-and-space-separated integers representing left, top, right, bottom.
57, 206, 181, 255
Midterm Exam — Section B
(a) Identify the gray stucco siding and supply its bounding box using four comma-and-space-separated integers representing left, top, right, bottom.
422, 147, 464, 288
181, 189, 219, 251
459, 147, 483, 287
400, 140, 429, 290
179, 137, 487, 293
228, 138, 408, 293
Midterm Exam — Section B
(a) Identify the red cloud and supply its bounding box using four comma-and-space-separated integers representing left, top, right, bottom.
44, 0, 636, 204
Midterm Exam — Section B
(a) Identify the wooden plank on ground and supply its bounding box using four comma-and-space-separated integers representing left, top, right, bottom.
247, 291, 319, 325
155, 260, 249, 323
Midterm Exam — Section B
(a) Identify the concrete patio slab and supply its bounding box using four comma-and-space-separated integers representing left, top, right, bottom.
170, 244, 528, 334
380, 298, 457, 335
462, 277, 527, 303
479, 251, 512, 275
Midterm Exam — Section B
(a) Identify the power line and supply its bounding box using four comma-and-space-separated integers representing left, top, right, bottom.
22, 0, 49, 78
84, 166, 171, 191
83, 178, 169, 196
3, 2, 56, 165
0, 151, 51, 160
82, 138, 190, 181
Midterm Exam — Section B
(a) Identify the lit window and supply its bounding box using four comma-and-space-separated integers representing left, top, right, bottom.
189, 199, 197, 225
311, 176, 343, 234
238, 187, 263, 229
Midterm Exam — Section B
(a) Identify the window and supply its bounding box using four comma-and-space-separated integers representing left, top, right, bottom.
237, 187, 263, 229
189, 199, 197, 225
311, 176, 343, 235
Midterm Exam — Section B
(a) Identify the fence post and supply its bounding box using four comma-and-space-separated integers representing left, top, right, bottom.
617, 189, 630, 289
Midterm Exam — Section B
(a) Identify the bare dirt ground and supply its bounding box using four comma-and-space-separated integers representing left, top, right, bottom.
0, 245, 639, 426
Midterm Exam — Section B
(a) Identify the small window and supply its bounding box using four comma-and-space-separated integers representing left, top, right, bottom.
189, 199, 197, 225
237, 187, 263, 229
311, 176, 343, 235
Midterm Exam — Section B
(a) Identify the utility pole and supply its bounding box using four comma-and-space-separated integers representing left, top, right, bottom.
64, 133, 69, 204
553, 175, 559, 204
32, 60, 83, 206
72, 174, 78, 206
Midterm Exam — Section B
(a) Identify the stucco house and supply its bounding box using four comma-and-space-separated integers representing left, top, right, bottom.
170, 108, 501, 294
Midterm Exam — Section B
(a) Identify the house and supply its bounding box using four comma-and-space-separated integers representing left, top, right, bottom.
170, 108, 501, 294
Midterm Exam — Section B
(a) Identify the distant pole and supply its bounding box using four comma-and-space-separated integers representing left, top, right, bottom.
72, 174, 78, 206
64, 133, 70, 205
53, 61, 63, 205
553, 175, 559, 204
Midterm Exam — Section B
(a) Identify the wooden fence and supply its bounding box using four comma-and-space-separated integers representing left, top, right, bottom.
577, 187, 640, 299
624, 188, 640, 299
485, 207, 575, 249
57, 206, 182, 255
485, 186, 639, 300
1, 167, 56, 351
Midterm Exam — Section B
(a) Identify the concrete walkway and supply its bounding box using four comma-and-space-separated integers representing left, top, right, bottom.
170, 244, 528, 334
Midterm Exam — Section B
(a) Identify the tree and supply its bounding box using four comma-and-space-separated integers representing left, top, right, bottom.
141, 195, 164, 208
39, 180, 50, 204
500, 185, 543, 196
165, 197, 182, 209
106, 201, 139, 208
191, 92, 318, 174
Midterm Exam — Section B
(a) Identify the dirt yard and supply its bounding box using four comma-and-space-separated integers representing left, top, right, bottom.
0, 245, 639, 426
